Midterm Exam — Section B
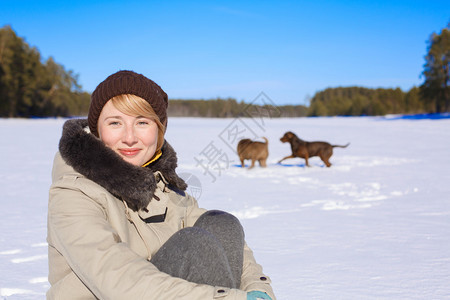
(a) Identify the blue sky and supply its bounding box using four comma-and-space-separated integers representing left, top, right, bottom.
1, 0, 449, 105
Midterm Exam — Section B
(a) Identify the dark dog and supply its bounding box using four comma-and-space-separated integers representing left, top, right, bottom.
237, 137, 269, 169
278, 131, 349, 167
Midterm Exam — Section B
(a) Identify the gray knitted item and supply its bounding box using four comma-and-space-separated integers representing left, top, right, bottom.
150, 210, 244, 288
194, 210, 244, 288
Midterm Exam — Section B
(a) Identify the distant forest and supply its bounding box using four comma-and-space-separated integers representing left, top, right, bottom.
168, 98, 308, 118
308, 86, 424, 116
1, 24, 449, 118
0, 25, 90, 117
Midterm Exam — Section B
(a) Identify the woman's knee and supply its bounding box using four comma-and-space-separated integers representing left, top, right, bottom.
150, 226, 236, 287
194, 210, 244, 238
155, 227, 221, 256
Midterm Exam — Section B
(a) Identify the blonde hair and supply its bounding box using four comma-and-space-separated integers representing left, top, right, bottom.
109, 94, 166, 152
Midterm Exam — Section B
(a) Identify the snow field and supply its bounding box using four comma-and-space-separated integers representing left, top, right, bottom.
1, 116, 449, 299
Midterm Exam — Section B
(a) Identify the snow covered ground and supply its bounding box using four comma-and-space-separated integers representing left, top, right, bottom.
1, 115, 449, 299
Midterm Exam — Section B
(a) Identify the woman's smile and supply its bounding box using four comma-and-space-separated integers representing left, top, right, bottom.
119, 148, 141, 157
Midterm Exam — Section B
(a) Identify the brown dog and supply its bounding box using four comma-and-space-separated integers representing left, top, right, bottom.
237, 137, 269, 169
278, 131, 349, 167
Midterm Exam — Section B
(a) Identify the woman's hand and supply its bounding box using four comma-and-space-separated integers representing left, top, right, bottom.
247, 290, 272, 300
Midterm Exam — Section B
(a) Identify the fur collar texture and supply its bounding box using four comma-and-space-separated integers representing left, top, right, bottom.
59, 118, 187, 212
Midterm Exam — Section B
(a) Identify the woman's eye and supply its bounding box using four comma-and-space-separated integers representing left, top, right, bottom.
137, 120, 150, 125
108, 121, 120, 126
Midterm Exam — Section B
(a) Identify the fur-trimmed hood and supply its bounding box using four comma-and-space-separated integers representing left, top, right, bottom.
58, 118, 187, 212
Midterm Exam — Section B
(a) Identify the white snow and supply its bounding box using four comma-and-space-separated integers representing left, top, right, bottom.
1, 116, 449, 299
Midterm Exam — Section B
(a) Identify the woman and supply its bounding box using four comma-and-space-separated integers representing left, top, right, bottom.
47, 70, 275, 300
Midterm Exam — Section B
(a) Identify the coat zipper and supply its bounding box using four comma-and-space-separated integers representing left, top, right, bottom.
123, 201, 153, 261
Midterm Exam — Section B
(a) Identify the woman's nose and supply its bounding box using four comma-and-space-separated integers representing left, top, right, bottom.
122, 125, 138, 145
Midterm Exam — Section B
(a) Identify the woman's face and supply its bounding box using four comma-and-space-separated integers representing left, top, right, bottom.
98, 100, 158, 166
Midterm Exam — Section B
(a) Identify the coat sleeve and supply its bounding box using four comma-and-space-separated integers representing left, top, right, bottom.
48, 176, 248, 300
183, 195, 276, 300
241, 243, 276, 300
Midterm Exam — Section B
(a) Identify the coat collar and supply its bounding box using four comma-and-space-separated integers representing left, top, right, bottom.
58, 118, 187, 212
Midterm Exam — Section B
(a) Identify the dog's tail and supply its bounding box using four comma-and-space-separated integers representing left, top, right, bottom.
262, 137, 268, 144
332, 143, 350, 148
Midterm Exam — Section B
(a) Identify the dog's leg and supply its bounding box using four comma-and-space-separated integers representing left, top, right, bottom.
322, 157, 332, 167
240, 158, 245, 168
321, 149, 333, 167
260, 159, 267, 168
249, 159, 256, 169
304, 154, 310, 167
278, 155, 295, 164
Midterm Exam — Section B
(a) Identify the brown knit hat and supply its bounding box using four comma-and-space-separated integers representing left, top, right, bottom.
88, 70, 168, 136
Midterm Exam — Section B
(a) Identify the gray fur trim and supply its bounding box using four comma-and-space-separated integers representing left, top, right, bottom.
59, 118, 186, 211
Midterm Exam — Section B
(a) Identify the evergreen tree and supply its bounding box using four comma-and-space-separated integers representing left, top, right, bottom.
420, 23, 450, 113
0, 25, 90, 117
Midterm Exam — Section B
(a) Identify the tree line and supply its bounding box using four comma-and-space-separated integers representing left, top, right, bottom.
1, 24, 449, 118
168, 98, 308, 118
307, 86, 425, 116
0, 25, 90, 117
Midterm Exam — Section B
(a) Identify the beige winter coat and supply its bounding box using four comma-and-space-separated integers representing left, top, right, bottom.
47, 119, 275, 300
